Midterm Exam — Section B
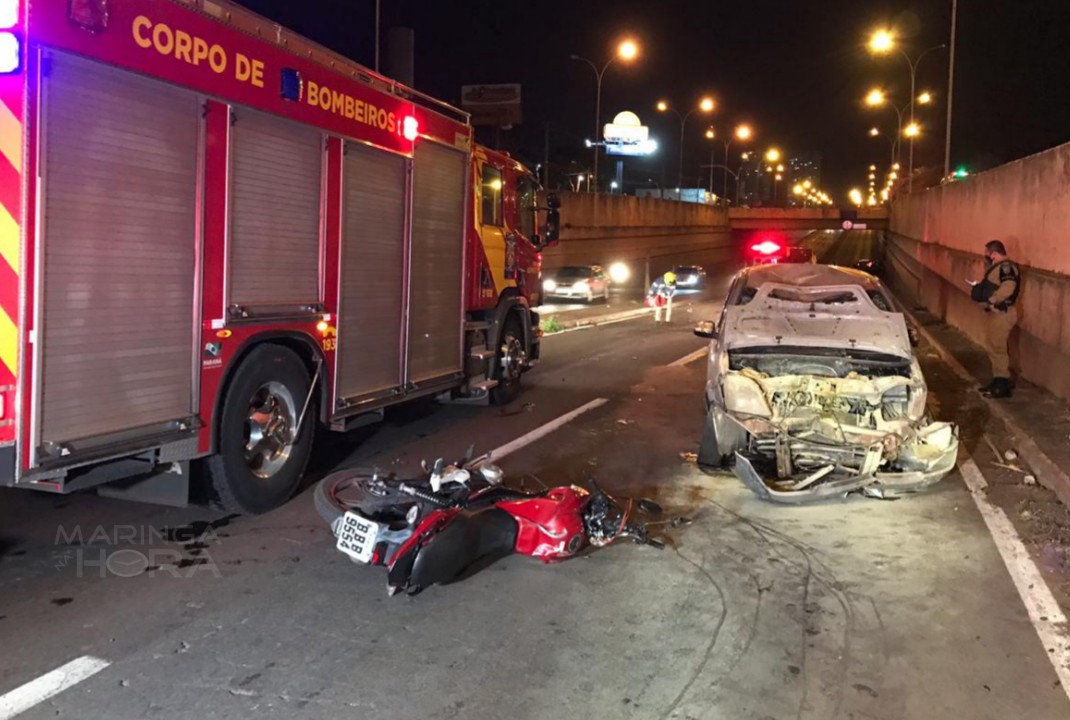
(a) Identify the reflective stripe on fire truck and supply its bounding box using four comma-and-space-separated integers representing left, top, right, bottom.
0, 83, 19, 388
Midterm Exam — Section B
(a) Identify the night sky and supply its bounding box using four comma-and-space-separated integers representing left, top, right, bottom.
236, 0, 1070, 200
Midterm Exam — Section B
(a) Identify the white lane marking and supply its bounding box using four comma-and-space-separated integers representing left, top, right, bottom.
960, 456, 1070, 699
475, 398, 608, 465
0, 656, 110, 720
667, 347, 708, 367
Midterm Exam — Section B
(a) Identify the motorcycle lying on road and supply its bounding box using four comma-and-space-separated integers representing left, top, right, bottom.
314, 451, 665, 595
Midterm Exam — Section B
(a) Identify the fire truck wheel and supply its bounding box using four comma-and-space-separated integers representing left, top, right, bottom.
491, 315, 525, 405
204, 344, 314, 514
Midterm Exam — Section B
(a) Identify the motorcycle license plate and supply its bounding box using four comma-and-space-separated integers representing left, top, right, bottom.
336, 512, 380, 564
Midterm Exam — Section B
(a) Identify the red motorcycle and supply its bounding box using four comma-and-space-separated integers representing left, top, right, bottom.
315, 454, 665, 595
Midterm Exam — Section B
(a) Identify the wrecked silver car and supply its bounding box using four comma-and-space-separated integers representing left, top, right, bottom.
695, 264, 958, 503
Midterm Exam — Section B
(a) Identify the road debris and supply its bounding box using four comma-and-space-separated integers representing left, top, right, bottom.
679, 452, 698, 462
1025, 475, 1038, 486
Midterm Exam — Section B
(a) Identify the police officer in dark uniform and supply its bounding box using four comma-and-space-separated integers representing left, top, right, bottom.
970, 240, 1020, 398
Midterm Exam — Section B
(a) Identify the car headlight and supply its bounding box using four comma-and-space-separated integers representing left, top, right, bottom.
608, 262, 630, 284
543, 280, 557, 291
722, 374, 772, 418
572, 281, 589, 291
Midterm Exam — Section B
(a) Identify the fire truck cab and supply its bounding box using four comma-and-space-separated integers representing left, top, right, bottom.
0, 0, 559, 512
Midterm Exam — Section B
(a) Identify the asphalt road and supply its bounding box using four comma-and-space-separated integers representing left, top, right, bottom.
1, 245, 1068, 719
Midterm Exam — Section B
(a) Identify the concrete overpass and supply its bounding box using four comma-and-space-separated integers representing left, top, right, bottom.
728, 207, 889, 230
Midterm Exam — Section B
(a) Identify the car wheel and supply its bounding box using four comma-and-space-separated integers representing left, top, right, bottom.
203, 344, 314, 514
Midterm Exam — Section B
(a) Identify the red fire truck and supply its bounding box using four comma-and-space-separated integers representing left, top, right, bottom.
0, 0, 559, 512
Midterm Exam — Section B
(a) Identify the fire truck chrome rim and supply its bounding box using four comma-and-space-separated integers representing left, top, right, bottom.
244, 381, 298, 479
500, 332, 525, 382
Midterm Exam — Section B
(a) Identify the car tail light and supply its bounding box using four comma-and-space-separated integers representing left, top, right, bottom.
750, 240, 782, 255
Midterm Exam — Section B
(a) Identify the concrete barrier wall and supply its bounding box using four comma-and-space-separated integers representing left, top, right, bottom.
887, 141, 1070, 400
542, 193, 734, 287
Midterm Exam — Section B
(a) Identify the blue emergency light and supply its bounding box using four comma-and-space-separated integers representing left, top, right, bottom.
280, 68, 303, 102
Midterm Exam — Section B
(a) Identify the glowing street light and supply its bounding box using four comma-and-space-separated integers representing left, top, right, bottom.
865, 88, 886, 107
848, 188, 864, 206
868, 28, 895, 54
793, 184, 804, 195
802, 179, 812, 190
570, 38, 641, 191
618, 39, 639, 61
765, 148, 781, 163
917, 91, 933, 105
904, 122, 920, 138
699, 96, 715, 113
869, 127, 880, 137
736, 124, 753, 140
705, 127, 715, 140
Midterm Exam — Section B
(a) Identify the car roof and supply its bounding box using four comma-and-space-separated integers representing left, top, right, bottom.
741, 263, 883, 290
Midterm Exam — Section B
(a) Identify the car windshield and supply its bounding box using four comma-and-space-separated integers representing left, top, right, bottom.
675, 266, 700, 274
554, 267, 593, 279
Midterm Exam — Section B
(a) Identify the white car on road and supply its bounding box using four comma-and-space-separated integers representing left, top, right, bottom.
694, 264, 958, 502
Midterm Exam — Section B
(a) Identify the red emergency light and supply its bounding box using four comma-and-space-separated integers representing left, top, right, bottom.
401, 115, 419, 142
750, 240, 782, 256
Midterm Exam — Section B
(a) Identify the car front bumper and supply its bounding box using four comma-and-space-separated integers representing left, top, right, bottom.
730, 421, 959, 504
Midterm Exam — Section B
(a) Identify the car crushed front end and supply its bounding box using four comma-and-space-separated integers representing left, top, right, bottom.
713, 281, 959, 503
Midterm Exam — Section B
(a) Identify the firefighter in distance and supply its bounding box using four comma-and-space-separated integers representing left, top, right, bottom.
647, 271, 678, 325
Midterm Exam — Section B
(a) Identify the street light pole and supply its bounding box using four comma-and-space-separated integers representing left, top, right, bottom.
659, 99, 714, 189
374, 0, 380, 73
870, 31, 947, 192
944, 0, 958, 178
571, 41, 638, 194
900, 45, 945, 192
570, 55, 614, 192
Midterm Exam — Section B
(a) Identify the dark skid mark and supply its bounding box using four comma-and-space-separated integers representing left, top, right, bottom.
175, 558, 209, 569
852, 683, 879, 698
164, 514, 240, 543
51, 597, 74, 606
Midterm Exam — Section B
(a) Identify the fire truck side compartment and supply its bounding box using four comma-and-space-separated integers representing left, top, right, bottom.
228, 108, 323, 311
335, 141, 407, 404
406, 141, 466, 385
36, 52, 198, 459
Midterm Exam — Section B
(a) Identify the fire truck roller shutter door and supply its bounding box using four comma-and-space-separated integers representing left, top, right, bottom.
407, 142, 466, 384
229, 109, 322, 308
336, 142, 407, 402
38, 53, 198, 450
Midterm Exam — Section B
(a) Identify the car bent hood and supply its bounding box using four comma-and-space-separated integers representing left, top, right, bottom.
722, 283, 912, 360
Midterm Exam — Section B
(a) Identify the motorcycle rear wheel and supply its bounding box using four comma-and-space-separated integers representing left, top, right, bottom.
314, 469, 429, 529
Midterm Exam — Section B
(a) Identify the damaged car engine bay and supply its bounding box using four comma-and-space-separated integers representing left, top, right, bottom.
700, 266, 960, 503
